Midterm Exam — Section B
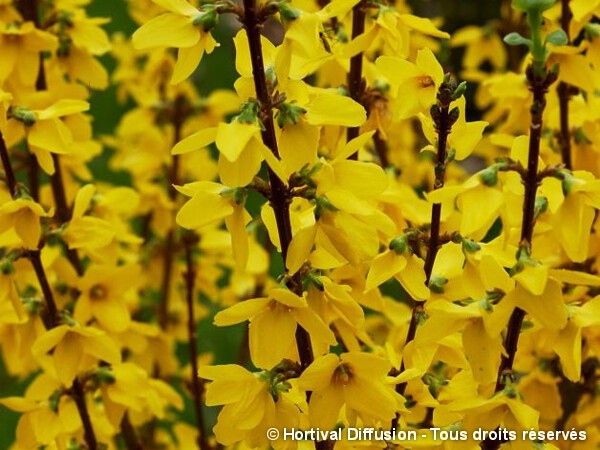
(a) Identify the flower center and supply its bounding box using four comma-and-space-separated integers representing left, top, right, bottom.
417, 75, 435, 88
90, 284, 108, 301
333, 363, 354, 386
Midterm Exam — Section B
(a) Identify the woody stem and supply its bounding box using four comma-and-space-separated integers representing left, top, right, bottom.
159, 94, 186, 330
558, 0, 572, 170
182, 235, 210, 450
241, 0, 316, 371
481, 64, 554, 450
346, 0, 366, 159
391, 96, 452, 431
1, 121, 99, 448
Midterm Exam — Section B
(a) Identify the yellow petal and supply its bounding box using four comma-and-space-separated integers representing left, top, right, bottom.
517, 280, 568, 331
399, 14, 450, 39
31, 325, 69, 358
249, 309, 296, 369
224, 204, 250, 270
298, 353, 339, 391
132, 13, 199, 49
306, 92, 366, 127
307, 383, 345, 429
462, 320, 502, 385
366, 250, 407, 291
395, 254, 430, 301
176, 191, 234, 229
218, 140, 263, 188
554, 320, 581, 382
37, 100, 89, 120
214, 298, 270, 326
215, 122, 260, 162
172, 127, 217, 155
171, 38, 206, 84
83, 332, 121, 364
286, 224, 317, 275
92, 298, 131, 333
29, 119, 72, 154
513, 263, 549, 296
153, 0, 198, 15
54, 332, 83, 386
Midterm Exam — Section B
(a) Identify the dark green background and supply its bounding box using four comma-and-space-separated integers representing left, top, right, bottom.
0, 0, 500, 446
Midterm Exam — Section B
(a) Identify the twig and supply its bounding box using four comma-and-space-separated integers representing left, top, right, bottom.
481, 63, 557, 450
240, 0, 316, 370
391, 81, 456, 430
558, 0, 572, 169
158, 95, 186, 330
183, 234, 210, 450
346, 0, 366, 159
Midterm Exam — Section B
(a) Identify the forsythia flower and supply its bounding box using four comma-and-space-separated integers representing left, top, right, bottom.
298, 352, 404, 428
214, 287, 336, 369
132, 0, 219, 84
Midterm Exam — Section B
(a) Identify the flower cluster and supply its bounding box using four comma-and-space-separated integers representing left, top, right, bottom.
1, 0, 600, 449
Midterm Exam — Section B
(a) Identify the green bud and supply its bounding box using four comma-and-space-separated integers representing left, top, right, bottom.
448, 107, 460, 127
10, 107, 37, 126
561, 171, 575, 195
452, 81, 467, 100
512, 0, 556, 12
462, 238, 481, 254
0, 258, 14, 275
276, 102, 306, 128
96, 367, 116, 384
48, 390, 62, 413
192, 6, 219, 31
585, 23, 600, 39
404, 396, 417, 408
304, 272, 324, 291
279, 2, 301, 21
429, 275, 448, 294
479, 166, 499, 186
235, 101, 260, 124
545, 29, 568, 46
233, 188, 248, 205
504, 32, 532, 47
574, 127, 592, 145
534, 196, 548, 218
388, 236, 408, 254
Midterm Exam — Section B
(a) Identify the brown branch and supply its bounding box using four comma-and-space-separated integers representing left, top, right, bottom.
346, 0, 366, 159
0, 131, 17, 197
158, 95, 186, 330
391, 82, 456, 431
481, 64, 557, 450
120, 414, 143, 450
373, 131, 390, 168
558, 0, 572, 170
240, 0, 316, 370
183, 234, 210, 450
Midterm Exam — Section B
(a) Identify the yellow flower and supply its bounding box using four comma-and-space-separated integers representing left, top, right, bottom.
451, 25, 507, 71
0, 22, 57, 85
0, 192, 52, 249
175, 181, 251, 269
8, 99, 89, 174
101, 362, 183, 427
376, 47, 445, 119
298, 352, 403, 428
31, 324, 121, 386
200, 364, 300, 449
62, 184, 117, 253
74, 264, 140, 333
419, 96, 488, 161
214, 287, 336, 369
132, 0, 219, 84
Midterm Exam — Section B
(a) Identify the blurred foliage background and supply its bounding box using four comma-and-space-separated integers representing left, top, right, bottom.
0, 0, 502, 445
